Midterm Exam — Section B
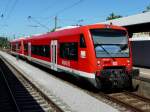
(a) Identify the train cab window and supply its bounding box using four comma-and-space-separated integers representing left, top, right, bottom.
60, 42, 78, 60
80, 34, 86, 48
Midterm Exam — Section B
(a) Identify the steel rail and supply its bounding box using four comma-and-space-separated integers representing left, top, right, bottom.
123, 91, 150, 103
0, 67, 21, 112
0, 55, 64, 112
5, 52, 150, 112
99, 92, 143, 112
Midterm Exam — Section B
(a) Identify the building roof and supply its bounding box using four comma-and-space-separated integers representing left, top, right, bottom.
101, 12, 150, 26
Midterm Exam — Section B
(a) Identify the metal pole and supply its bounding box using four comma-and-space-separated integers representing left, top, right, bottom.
54, 16, 57, 30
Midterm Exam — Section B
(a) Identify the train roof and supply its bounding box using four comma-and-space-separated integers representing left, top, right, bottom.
11, 24, 126, 42
10, 37, 25, 43
27, 24, 126, 40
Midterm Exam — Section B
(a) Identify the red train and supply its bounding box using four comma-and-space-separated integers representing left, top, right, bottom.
10, 24, 139, 89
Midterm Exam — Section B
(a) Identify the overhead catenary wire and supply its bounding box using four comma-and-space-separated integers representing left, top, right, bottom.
27, 0, 85, 31
5, 0, 19, 20
27, 25, 40, 28
39, 0, 84, 18
44, 0, 85, 26
1, 0, 11, 18
56, 18, 84, 27
51, 0, 85, 29
27, 16, 50, 31
55, 0, 85, 16
40, 0, 59, 14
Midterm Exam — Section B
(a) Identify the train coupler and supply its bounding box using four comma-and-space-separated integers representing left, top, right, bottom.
96, 69, 133, 89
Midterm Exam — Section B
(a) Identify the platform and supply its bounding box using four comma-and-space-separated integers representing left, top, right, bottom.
134, 67, 150, 82
0, 51, 119, 112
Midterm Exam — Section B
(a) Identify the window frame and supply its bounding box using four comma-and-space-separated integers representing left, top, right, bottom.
31, 45, 50, 58
59, 42, 78, 61
80, 34, 86, 48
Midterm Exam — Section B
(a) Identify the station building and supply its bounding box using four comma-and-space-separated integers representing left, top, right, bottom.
101, 12, 150, 67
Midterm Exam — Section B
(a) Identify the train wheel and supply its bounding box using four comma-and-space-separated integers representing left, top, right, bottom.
95, 77, 102, 90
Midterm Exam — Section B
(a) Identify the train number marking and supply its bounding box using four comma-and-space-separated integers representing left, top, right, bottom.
112, 61, 118, 65
62, 60, 70, 66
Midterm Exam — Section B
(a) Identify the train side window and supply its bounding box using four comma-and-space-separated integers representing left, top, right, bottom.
24, 44, 28, 51
43, 45, 50, 57
45, 45, 50, 57
18, 43, 21, 50
60, 42, 78, 60
31, 45, 35, 54
16, 43, 19, 51
31, 45, 50, 57
12, 44, 16, 51
80, 34, 86, 48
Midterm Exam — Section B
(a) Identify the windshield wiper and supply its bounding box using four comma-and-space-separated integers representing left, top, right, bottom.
95, 44, 116, 61
120, 44, 128, 51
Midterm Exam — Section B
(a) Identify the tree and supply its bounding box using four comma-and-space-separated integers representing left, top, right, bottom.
0, 37, 10, 49
143, 4, 150, 13
106, 12, 122, 20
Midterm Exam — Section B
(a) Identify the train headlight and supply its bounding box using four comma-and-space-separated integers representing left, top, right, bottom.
97, 61, 100, 66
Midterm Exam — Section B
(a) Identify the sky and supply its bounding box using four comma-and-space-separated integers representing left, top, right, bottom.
0, 0, 149, 39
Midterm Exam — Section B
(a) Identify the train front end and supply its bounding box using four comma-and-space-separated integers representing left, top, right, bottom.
89, 25, 139, 89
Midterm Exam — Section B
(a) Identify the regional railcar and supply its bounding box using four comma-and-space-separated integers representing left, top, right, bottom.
10, 24, 139, 89
11, 38, 25, 56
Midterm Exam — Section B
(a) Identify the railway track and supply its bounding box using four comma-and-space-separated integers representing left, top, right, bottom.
0, 58, 64, 112
5, 53, 150, 112
0, 67, 18, 112
22, 58, 150, 112
99, 91, 150, 112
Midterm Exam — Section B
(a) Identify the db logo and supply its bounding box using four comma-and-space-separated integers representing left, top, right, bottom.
112, 61, 118, 65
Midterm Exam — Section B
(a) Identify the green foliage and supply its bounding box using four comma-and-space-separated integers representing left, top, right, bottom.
0, 37, 10, 49
143, 4, 150, 13
106, 12, 122, 20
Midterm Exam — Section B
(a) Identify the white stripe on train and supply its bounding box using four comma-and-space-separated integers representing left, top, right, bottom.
11, 51, 95, 79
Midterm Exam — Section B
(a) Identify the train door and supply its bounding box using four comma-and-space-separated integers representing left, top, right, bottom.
16, 43, 18, 53
28, 42, 31, 60
11, 44, 12, 51
21, 40, 24, 54
51, 40, 57, 71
